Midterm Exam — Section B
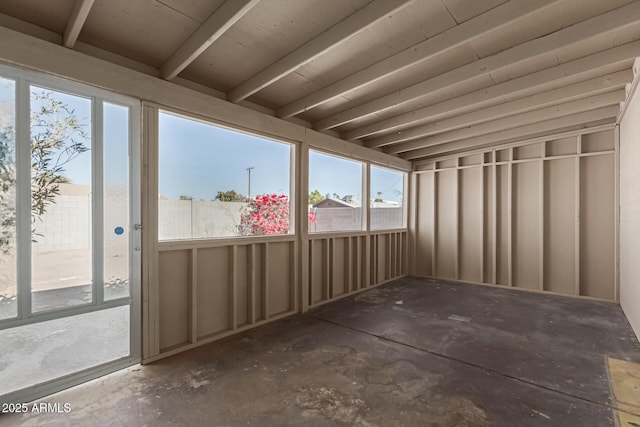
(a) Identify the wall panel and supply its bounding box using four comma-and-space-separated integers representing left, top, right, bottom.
253, 244, 264, 321
197, 247, 230, 338
512, 161, 541, 290
543, 158, 576, 294
483, 166, 494, 283
496, 165, 510, 286
268, 242, 292, 316
580, 154, 615, 299
235, 245, 249, 327
459, 167, 482, 282
377, 234, 387, 283
158, 250, 190, 351
415, 172, 434, 277
435, 170, 457, 278
309, 239, 324, 305
412, 127, 617, 301
332, 238, 346, 297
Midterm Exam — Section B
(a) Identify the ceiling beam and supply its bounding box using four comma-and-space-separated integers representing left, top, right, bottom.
62, 0, 95, 48
276, 0, 561, 119
342, 40, 640, 141
226, 0, 413, 103
371, 70, 631, 150
402, 105, 619, 161
313, 1, 640, 131
391, 90, 624, 155
160, 0, 260, 81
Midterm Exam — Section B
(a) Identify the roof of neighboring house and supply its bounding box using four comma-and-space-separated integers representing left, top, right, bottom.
313, 196, 361, 208
371, 200, 401, 208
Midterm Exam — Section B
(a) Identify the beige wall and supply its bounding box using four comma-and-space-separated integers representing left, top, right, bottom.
413, 128, 617, 301
620, 75, 640, 339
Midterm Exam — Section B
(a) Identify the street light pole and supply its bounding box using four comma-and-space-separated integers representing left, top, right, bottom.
246, 166, 255, 200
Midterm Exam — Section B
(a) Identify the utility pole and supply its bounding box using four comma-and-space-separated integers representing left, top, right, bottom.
246, 166, 255, 200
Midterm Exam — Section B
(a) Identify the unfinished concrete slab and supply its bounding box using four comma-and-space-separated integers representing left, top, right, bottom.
1, 278, 639, 426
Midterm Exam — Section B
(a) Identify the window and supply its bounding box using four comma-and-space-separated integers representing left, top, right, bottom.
308, 150, 363, 233
0, 77, 16, 320
370, 165, 405, 230
158, 111, 293, 240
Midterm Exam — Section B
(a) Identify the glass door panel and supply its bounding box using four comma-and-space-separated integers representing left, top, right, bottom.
30, 87, 93, 313
0, 77, 16, 320
103, 102, 130, 301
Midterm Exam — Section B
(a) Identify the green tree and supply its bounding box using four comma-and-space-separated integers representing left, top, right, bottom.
308, 189, 325, 205
215, 190, 245, 202
374, 191, 383, 203
0, 91, 89, 252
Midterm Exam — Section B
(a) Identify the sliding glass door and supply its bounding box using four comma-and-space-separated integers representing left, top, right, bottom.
0, 65, 140, 403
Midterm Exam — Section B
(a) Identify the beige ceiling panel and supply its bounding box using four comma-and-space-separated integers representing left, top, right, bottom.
440, 0, 508, 23
555, 25, 640, 64
0, 0, 75, 34
80, 0, 202, 68
184, 0, 370, 91
489, 52, 559, 84
469, 0, 633, 58
247, 72, 320, 109
155, 0, 226, 23
293, 1, 456, 88
335, 74, 495, 134
305, 43, 480, 121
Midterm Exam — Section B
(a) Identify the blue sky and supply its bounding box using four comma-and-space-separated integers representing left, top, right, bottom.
159, 111, 291, 200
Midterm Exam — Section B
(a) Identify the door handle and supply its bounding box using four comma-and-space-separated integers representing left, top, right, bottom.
134, 223, 142, 251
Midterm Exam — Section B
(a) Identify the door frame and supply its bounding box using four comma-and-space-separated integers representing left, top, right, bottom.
0, 64, 141, 404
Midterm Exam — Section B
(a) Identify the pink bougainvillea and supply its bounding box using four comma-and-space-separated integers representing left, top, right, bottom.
238, 194, 319, 236
308, 210, 317, 224
238, 194, 290, 236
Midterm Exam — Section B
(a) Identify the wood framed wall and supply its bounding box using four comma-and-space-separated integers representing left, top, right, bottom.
307, 231, 408, 308
412, 126, 617, 301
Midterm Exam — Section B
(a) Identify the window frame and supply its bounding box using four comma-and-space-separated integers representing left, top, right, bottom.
156, 108, 297, 242
368, 163, 408, 231
307, 147, 367, 234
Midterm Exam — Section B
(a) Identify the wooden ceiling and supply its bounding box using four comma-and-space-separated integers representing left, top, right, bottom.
0, 0, 638, 162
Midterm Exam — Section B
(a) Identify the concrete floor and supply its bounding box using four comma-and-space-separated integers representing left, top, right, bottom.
2, 277, 639, 426
0, 305, 130, 396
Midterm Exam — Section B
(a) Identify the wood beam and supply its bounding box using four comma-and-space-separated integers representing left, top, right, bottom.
160, 0, 260, 80
369, 70, 631, 150
403, 106, 619, 160
382, 80, 630, 154
343, 41, 640, 141
276, 0, 560, 119
313, 1, 640, 131
62, 0, 95, 48
226, 0, 412, 103
399, 91, 623, 156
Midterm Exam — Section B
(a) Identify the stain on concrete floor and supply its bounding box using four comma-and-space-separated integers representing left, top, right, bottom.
1, 277, 639, 426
